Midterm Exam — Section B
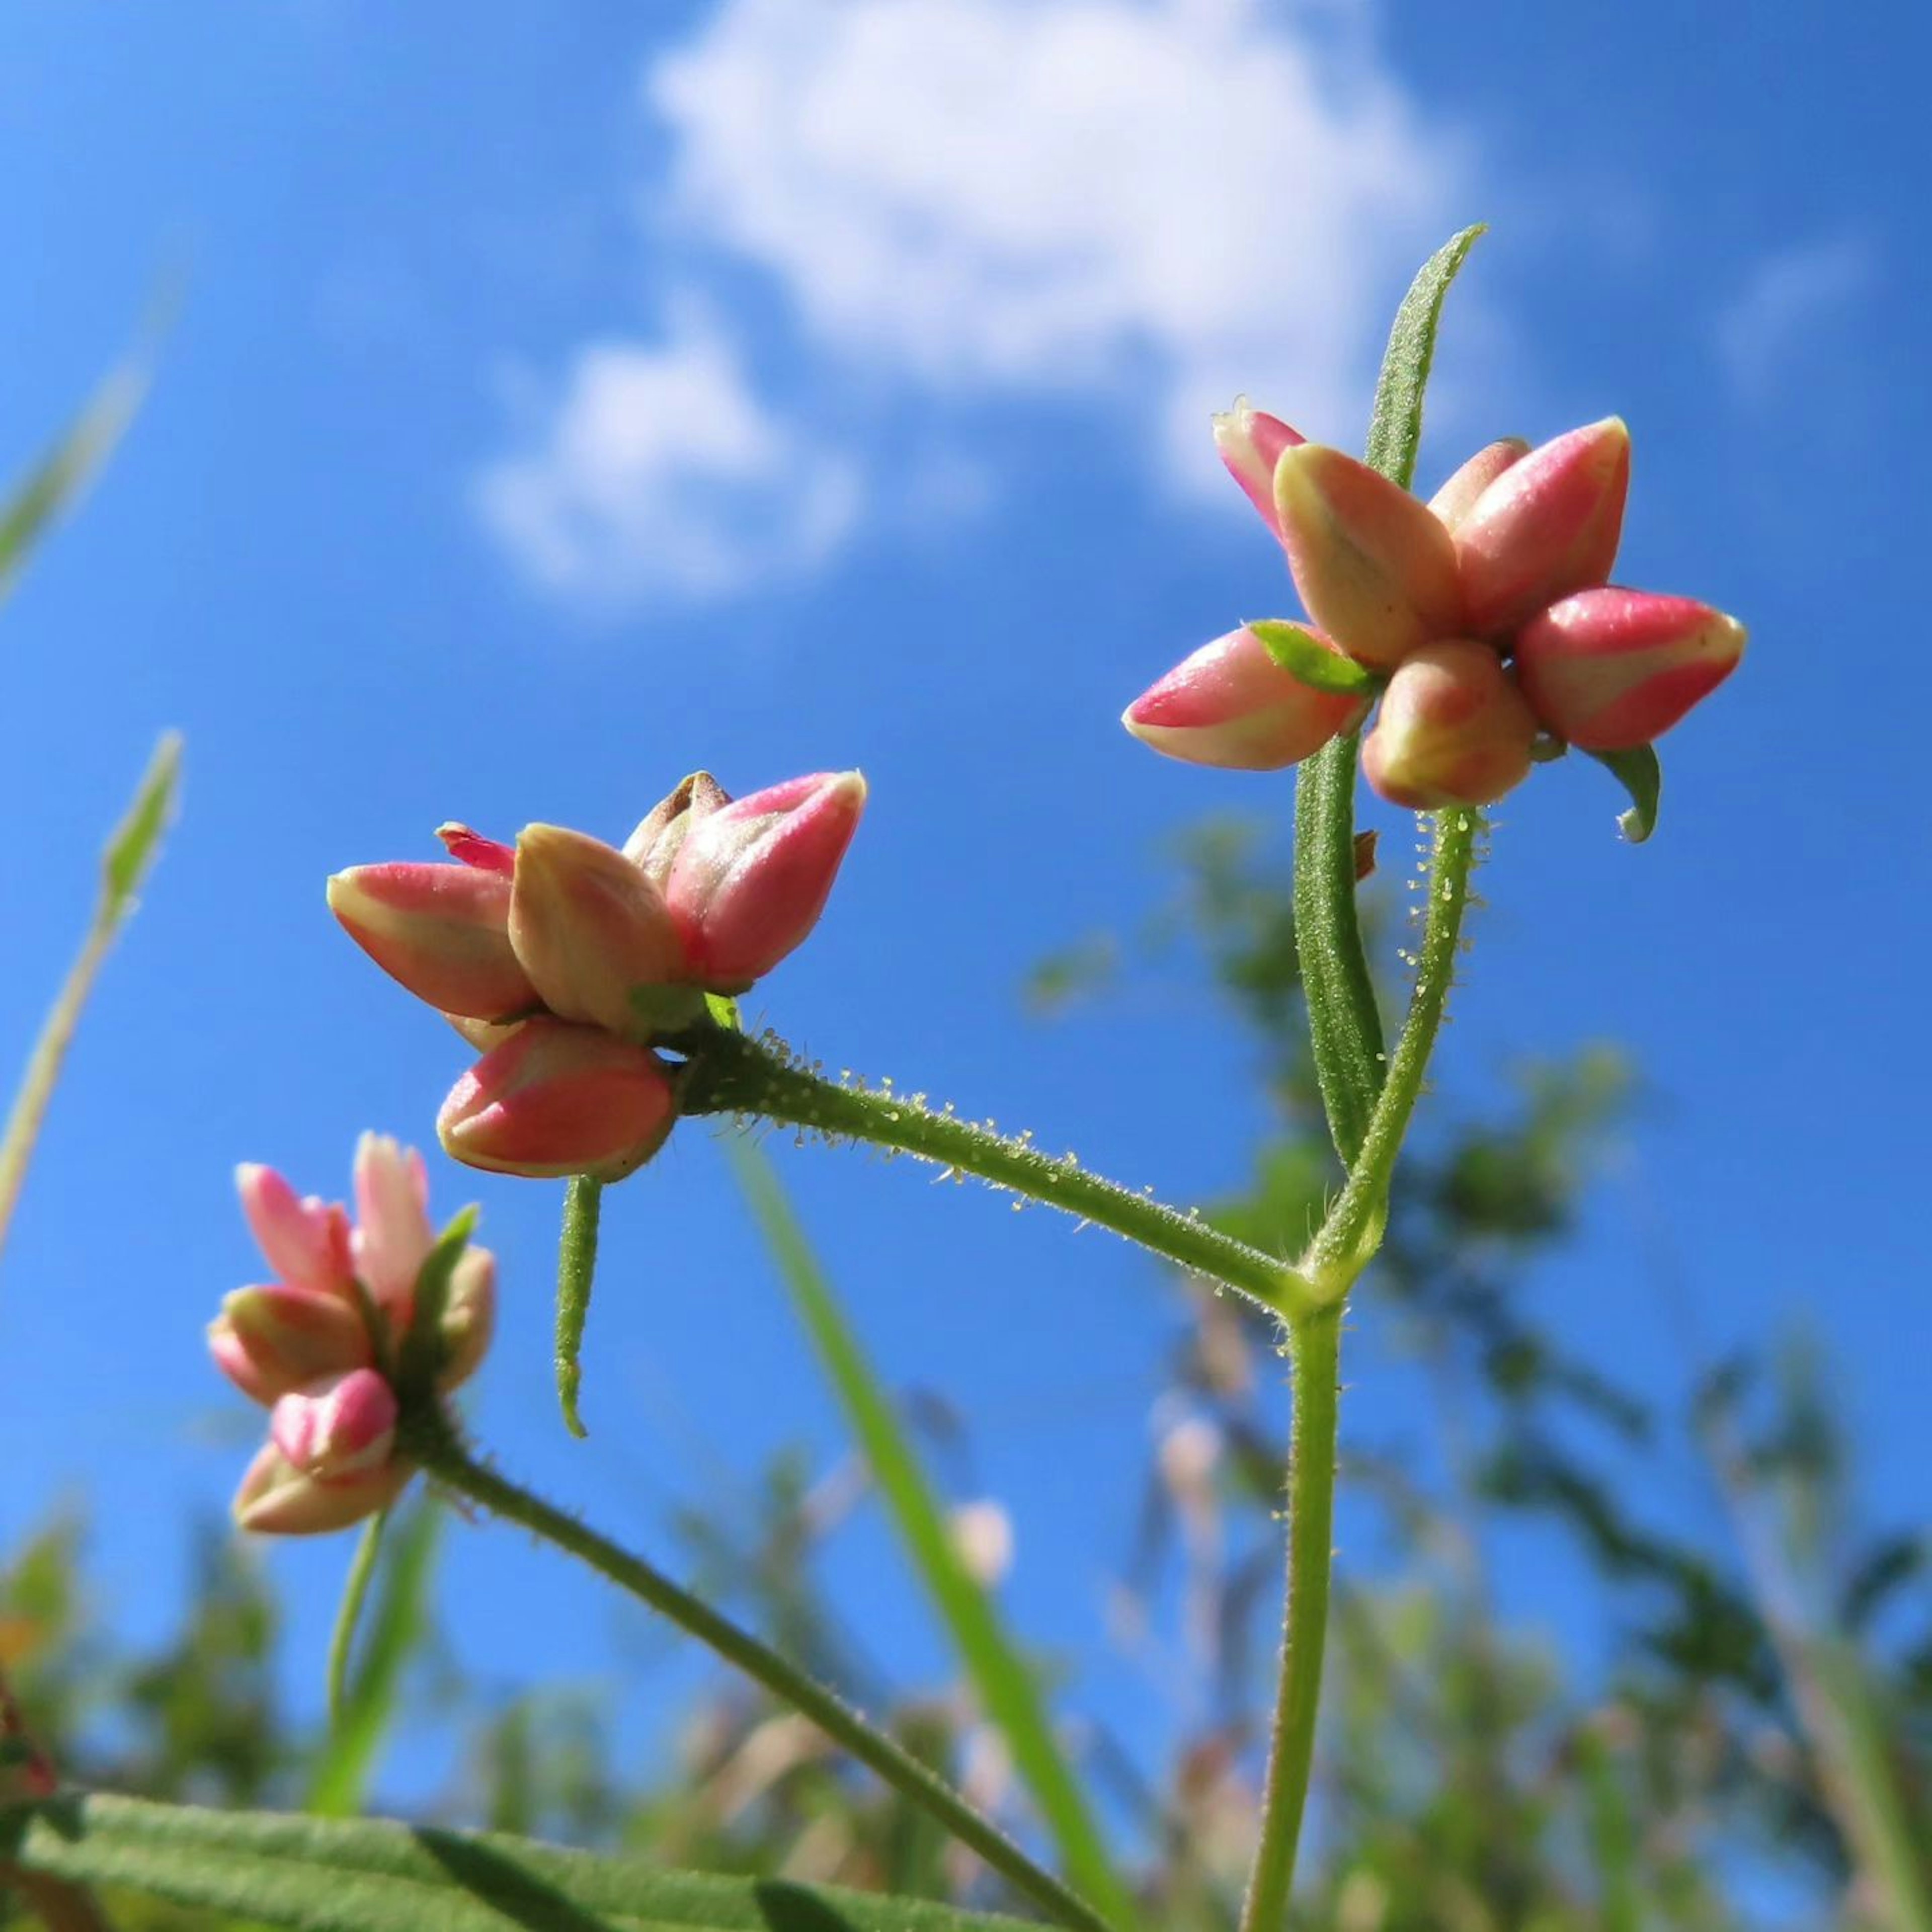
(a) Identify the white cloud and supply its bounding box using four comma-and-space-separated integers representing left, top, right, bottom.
478, 0, 1478, 605
1715, 234, 1876, 405
474, 318, 860, 607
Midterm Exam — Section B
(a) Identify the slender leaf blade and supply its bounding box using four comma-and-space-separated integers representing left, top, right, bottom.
1246, 620, 1375, 695
1587, 744, 1661, 843
1363, 223, 1486, 490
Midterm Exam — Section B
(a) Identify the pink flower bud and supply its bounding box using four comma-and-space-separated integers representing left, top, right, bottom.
327, 862, 537, 1020
622, 772, 733, 884
1212, 396, 1305, 536
270, 1367, 398, 1481
663, 771, 867, 991
209, 1283, 372, 1406
507, 824, 693, 1035
232, 1439, 413, 1537
351, 1133, 434, 1317
1514, 587, 1746, 751
1427, 438, 1529, 533
235, 1163, 353, 1298
438, 1245, 497, 1392
1362, 640, 1537, 809
1122, 626, 1367, 770
1272, 445, 1464, 669
436, 822, 515, 875
437, 1018, 678, 1181
1454, 417, 1630, 634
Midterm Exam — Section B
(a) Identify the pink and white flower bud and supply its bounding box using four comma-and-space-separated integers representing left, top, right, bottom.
622, 772, 733, 884
270, 1367, 398, 1482
508, 824, 692, 1034
232, 1439, 413, 1537
327, 862, 537, 1020
438, 1246, 497, 1392
1454, 417, 1630, 634
1514, 587, 1746, 751
1212, 397, 1305, 536
235, 1164, 353, 1298
1362, 640, 1538, 810
351, 1133, 434, 1317
663, 771, 867, 991
209, 1284, 372, 1406
438, 1018, 679, 1181
436, 822, 515, 875
1122, 626, 1367, 771
1427, 438, 1529, 533
1272, 445, 1465, 669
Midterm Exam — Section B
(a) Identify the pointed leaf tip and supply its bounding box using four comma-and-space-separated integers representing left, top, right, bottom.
1588, 744, 1661, 842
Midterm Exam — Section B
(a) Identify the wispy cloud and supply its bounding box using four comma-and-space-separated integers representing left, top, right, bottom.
478, 0, 1479, 608
1715, 233, 1877, 406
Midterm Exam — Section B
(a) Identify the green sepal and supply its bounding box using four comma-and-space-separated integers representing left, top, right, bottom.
1246, 620, 1377, 697
1588, 745, 1661, 843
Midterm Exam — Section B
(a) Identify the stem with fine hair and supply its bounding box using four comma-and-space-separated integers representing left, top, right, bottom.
679, 1028, 1311, 1317
407, 1416, 1119, 1932
1239, 1308, 1340, 1932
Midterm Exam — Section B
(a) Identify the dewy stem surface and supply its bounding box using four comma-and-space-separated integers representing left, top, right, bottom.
679, 1028, 1311, 1318
411, 1422, 1118, 1932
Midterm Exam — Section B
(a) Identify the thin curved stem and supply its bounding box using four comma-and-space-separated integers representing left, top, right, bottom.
1238, 1309, 1341, 1932
410, 1420, 1118, 1932
325, 1512, 386, 1727
679, 1028, 1311, 1319
554, 1176, 602, 1438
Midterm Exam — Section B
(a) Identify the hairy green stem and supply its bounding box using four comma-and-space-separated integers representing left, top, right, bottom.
554, 1176, 603, 1438
411, 1421, 1118, 1932
1239, 1309, 1340, 1932
680, 1028, 1311, 1318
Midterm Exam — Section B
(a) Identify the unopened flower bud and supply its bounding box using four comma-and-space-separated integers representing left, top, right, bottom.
438, 1246, 497, 1391
1122, 626, 1367, 770
1212, 396, 1305, 536
1514, 587, 1746, 751
1362, 640, 1537, 809
232, 1439, 412, 1537
437, 1017, 678, 1181
622, 772, 733, 883
270, 1367, 398, 1481
508, 824, 692, 1035
235, 1164, 353, 1298
351, 1133, 433, 1317
327, 863, 536, 1020
663, 771, 867, 991
209, 1284, 372, 1406
1272, 445, 1464, 668
1454, 417, 1630, 634
1427, 438, 1529, 532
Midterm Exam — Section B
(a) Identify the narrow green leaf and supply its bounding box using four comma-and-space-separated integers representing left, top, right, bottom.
1245, 620, 1375, 696
0, 1791, 1039, 1932
1363, 223, 1487, 491
729, 1142, 1139, 1932
0, 358, 147, 609
1587, 745, 1661, 843
308, 1502, 442, 1819
555, 1176, 604, 1438
0, 732, 183, 1272
325, 1514, 387, 1731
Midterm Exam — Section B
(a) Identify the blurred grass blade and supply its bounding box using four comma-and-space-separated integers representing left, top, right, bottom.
0, 731, 182, 1270
326, 1514, 389, 1731
0, 357, 148, 610
730, 1140, 1138, 1931
307, 1501, 442, 1819
1, 1790, 1038, 1932
1364, 223, 1486, 491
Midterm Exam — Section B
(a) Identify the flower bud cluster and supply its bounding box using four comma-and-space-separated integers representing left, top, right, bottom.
1125, 402, 1745, 811
329, 770, 866, 1181
210, 1136, 494, 1535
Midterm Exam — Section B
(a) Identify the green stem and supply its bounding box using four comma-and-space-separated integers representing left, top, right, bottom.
1239, 1308, 1341, 1932
1303, 806, 1480, 1298
554, 1176, 603, 1438
410, 1420, 1118, 1932
680, 1029, 1310, 1318
325, 1512, 386, 1728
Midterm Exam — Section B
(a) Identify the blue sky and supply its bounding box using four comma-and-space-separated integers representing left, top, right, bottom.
0, 0, 1924, 1845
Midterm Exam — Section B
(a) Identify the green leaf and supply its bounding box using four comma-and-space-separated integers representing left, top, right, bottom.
554, 1175, 604, 1438
0, 1791, 1040, 1932
394, 1208, 478, 1402
729, 1143, 1139, 1932
1587, 745, 1661, 843
1246, 620, 1376, 696
308, 1502, 442, 1819
0, 732, 183, 1273
0, 357, 147, 609
1363, 223, 1487, 491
